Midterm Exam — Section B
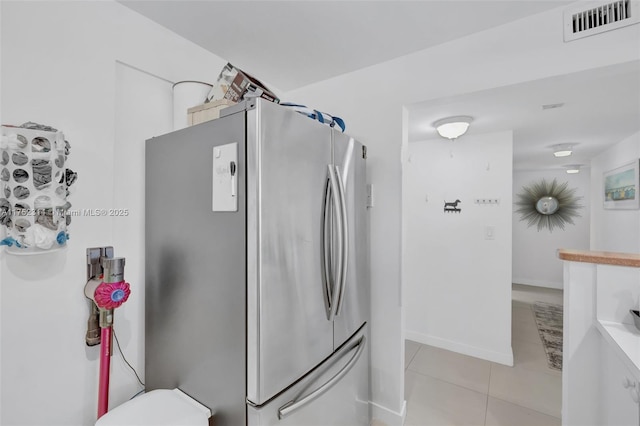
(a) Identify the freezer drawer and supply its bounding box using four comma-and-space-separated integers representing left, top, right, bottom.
247, 325, 370, 426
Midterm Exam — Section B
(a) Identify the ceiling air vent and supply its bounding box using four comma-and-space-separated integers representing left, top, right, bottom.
564, 0, 640, 42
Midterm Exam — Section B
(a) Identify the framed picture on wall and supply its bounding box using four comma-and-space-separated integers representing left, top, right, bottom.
604, 159, 640, 210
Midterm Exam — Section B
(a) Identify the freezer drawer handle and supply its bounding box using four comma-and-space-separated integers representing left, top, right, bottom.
277, 335, 366, 420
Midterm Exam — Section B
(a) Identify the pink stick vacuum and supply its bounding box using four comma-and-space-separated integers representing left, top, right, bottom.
89, 257, 130, 419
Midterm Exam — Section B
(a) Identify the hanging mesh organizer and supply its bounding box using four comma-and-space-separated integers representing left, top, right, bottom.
0, 123, 76, 254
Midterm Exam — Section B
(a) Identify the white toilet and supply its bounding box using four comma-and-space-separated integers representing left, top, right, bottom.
95, 388, 211, 426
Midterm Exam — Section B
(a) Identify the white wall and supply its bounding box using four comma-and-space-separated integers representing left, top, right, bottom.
110, 61, 174, 405
0, 2, 225, 425
590, 131, 640, 252
284, 4, 639, 423
404, 131, 513, 365
513, 169, 590, 289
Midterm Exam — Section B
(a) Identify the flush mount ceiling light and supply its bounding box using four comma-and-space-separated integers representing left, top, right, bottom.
565, 164, 581, 174
433, 116, 473, 140
552, 144, 573, 157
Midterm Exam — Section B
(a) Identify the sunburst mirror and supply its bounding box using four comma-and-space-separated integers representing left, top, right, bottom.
515, 178, 582, 232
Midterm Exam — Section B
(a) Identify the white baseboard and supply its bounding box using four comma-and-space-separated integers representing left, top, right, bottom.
370, 400, 406, 426
405, 330, 514, 366
513, 278, 563, 290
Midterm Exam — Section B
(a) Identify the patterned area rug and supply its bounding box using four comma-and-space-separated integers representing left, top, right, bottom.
532, 302, 563, 371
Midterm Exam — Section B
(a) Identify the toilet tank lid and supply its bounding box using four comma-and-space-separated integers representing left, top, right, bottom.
95, 389, 211, 426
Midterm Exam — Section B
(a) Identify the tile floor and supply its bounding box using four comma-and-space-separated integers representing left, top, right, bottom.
404, 284, 563, 426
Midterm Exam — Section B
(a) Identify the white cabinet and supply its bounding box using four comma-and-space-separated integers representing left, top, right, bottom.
600, 339, 639, 425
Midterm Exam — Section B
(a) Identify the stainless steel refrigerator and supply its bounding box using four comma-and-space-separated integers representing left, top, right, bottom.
145, 98, 370, 425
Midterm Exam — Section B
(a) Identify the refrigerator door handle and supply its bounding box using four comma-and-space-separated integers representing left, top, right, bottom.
277, 335, 366, 420
326, 165, 343, 321
334, 165, 349, 316
321, 176, 333, 320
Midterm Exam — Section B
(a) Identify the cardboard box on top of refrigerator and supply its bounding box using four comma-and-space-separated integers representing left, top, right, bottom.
206, 63, 279, 104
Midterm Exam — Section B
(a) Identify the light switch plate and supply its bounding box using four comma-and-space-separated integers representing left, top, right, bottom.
485, 226, 495, 240
212, 142, 238, 212
366, 184, 374, 208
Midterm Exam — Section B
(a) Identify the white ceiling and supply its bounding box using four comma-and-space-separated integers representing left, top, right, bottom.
119, 0, 639, 170
408, 60, 640, 170
118, 0, 571, 92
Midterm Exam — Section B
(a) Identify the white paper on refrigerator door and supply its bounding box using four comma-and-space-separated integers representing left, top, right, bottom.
212, 142, 238, 212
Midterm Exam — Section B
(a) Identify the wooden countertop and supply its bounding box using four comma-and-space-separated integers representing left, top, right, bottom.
558, 249, 640, 268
